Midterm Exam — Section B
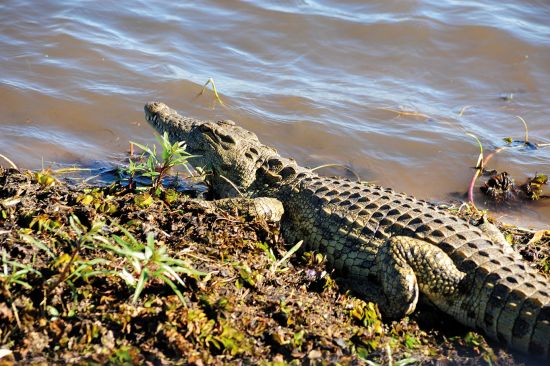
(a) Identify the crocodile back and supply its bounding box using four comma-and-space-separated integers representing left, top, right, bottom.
276, 173, 550, 357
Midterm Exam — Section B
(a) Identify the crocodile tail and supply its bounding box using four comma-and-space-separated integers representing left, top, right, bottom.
466, 254, 550, 358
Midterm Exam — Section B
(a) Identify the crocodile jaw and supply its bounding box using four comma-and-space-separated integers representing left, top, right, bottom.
145, 101, 198, 140
144, 101, 276, 196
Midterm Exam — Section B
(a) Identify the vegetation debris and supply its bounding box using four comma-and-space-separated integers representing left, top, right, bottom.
480, 172, 549, 204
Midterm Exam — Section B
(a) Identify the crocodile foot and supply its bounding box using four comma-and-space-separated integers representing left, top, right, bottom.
196, 197, 284, 223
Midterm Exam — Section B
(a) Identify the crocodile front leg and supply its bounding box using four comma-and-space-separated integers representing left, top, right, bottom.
353, 236, 466, 319
195, 197, 284, 223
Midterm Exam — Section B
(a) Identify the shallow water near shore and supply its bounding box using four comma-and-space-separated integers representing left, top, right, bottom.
0, 0, 549, 227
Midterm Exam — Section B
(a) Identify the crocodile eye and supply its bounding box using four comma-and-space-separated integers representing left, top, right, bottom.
217, 132, 236, 144
199, 124, 214, 133
199, 124, 219, 141
199, 124, 236, 146
267, 158, 283, 170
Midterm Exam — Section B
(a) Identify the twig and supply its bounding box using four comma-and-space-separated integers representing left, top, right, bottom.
11, 302, 22, 329
481, 146, 508, 167
48, 241, 81, 293
379, 107, 430, 120
458, 105, 473, 117
218, 174, 244, 197
198, 78, 225, 107
386, 343, 393, 366
0, 153, 18, 170
466, 133, 484, 210
53, 167, 92, 174
81, 174, 101, 184
515, 116, 529, 143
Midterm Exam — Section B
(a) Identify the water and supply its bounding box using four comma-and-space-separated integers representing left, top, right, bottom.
1, 0, 549, 227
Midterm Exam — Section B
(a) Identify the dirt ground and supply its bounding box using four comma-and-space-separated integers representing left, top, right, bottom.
0, 168, 548, 365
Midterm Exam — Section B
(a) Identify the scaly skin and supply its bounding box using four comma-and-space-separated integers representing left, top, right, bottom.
197, 197, 283, 223
144, 101, 550, 359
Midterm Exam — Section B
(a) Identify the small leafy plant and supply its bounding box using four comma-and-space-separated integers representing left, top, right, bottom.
1, 247, 42, 296
19, 214, 205, 306
94, 225, 206, 304
124, 131, 195, 193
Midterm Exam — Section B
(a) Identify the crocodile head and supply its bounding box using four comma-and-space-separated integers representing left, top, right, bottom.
144, 102, 277, 197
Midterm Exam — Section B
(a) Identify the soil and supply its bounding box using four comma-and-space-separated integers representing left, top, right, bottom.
0, 168, 548, 365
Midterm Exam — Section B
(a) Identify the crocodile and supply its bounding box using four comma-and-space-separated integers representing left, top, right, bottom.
144, 101, 550, 359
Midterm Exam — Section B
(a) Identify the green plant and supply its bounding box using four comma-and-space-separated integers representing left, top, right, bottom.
1, 247, 42, 295
126, 131, 195, 192
269, 240, 303, 273
123, 157, 142, 190
19, 233, 56, 259
94, 226, 205, 304
462, 331, 496, 365
52, 216, 104, 280
256, 242, 276, 262
65, 257, 114, 283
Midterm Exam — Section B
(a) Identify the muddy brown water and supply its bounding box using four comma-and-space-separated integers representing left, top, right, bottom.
0, 0, 549, 228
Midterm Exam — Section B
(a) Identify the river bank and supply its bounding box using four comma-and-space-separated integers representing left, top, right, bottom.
0, 167, 547, 365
